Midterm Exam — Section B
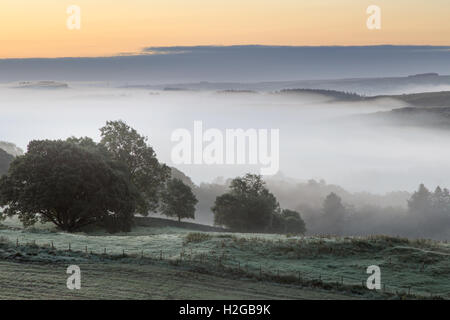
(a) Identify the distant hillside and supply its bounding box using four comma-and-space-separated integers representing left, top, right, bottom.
365, 107, 450, 128
13, 81, 69, 90
170, 167, 196, 189
279, 88, 364, 101
279, 89, 450, 115
216, 89, 257, 94
0, 149, 14, 176
278, 88, 450, 107
134, 73, 450, 95
374, 91, 450, 107
0, 141, 24, 157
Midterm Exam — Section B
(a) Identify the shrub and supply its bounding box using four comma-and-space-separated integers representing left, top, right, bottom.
184, 232, 212, 244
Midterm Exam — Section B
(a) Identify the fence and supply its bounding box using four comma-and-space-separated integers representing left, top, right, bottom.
5, 237, 445, 299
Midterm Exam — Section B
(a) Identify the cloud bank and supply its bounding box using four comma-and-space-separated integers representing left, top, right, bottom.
1, 46, 450, 83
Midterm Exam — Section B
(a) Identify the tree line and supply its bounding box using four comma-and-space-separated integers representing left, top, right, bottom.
0, 121, 197, 232
0, 121, 304, 235
299, 185, 449, 239
407, 184, 450, 238
2, 121, 446, 238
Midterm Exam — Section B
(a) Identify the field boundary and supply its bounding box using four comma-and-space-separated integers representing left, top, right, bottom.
3, 237, 446, 300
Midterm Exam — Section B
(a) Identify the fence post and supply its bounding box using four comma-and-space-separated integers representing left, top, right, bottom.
16, 238, 19, 247
141, 250, 144, 259
160, 250, 162, 260
68, 243, 71, 251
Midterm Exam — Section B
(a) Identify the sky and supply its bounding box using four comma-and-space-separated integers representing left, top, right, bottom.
1, 0, 450, 58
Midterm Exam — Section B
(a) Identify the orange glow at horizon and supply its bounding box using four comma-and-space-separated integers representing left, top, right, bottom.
0, 0, 449, 59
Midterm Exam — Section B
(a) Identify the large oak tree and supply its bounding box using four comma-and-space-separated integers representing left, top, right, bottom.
0, 140, 137, 232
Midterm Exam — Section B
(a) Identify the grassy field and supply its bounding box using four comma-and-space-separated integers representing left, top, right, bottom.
0, 259, 363, 300
0, 218, 449, 300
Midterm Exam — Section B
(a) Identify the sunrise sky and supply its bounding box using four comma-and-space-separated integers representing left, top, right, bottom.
1, 0, 449, 58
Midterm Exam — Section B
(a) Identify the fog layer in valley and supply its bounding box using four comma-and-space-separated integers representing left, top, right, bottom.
1, 84, 449, 193
1, 83, 449, 239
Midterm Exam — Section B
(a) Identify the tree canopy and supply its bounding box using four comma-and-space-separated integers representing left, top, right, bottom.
160, 178, 198, 222
281, 209, 306, 234
408, 184, 450, 237
0, 140, 137, 232
100, 120, 170, 215
212, 174, 281, 232
0, 121, 173, 233
270, 209, 306, 235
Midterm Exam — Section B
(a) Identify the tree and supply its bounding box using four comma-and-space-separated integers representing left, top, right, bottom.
408, 184, 432, 215
100, 120, 170, 215
270, 209, 306, 235
408, 184, 450, 237
212, 174, 280, 232
432, 187, 450, 216
0, 140, 137, 232
66, 136, 107, 153
270, 212, 286, 234
212, 193, 246, 230
281, 209, 306, 235
322, 192, 346, 235
160, 178, 198, 222
0, 148, 14, 176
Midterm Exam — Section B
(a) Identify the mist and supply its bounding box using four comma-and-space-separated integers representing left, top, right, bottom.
1, 83, 450, 193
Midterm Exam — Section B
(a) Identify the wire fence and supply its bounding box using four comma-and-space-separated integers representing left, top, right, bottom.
6, 237, 446, 299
